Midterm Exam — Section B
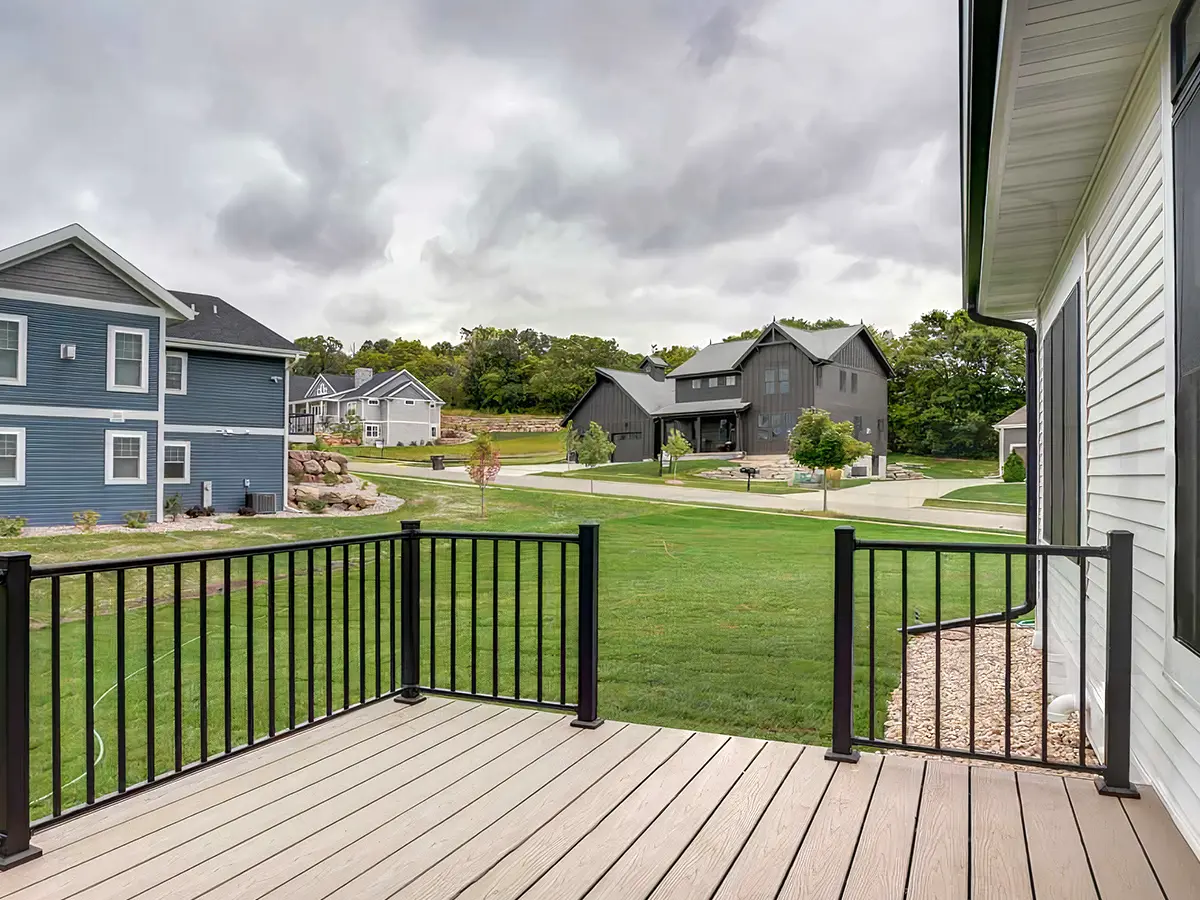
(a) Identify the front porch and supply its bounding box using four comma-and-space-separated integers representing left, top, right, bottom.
4, 694, 1193, 900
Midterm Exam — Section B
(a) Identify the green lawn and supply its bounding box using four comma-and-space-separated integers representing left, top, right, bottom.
328, 431, 564, 466
941, 483, 1026, 504
13, 477, 1021, 820
889, 453, 998, 479
546, 459, 870, 495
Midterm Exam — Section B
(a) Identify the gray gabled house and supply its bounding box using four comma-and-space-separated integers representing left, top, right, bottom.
562, 322, 893, 468
289, 367, 443, 446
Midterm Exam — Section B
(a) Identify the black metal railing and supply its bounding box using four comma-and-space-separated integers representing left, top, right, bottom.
826, 525, 1137, 795
0, 519, 600, 868
288, 413, 316, 436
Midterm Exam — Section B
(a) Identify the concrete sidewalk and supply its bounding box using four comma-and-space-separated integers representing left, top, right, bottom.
349, 461, 1025, 532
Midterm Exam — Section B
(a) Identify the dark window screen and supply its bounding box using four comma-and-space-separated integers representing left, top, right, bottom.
1043, 285, 1080, 549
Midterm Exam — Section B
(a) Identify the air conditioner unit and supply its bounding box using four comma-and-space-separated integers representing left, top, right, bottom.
245, 492, 277, 514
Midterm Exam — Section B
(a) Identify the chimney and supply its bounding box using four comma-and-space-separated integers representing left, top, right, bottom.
354, 367, 374, 388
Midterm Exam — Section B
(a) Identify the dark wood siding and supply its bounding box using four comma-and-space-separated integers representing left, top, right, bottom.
568, 376, 654, 462
832, 332, 889, 377
1044, 284, 1081, 547
741, 342, 816, 454
0, 244, 158, 306
672, 373, 742, 403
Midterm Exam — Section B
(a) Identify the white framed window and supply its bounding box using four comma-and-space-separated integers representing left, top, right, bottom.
0, 427, 25, 486
691, 379, 701, 389
404, 399, 416, 406
347, 401, 358, 413
431, 426, 438, 438
163, 440, 190, 483
107, 326, 149, 393
105, 430, 147, 484
165, 352, 187, 394
708, 376, 718, 387
0, 314, 27, 386
726, 374, 737, 386
366, 398, 380, 406
363, 423, 381, 440
314, 381, 329, 396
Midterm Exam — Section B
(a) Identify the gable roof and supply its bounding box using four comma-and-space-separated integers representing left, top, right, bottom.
0, 224, 196, 320
561, 367, 676, 424
640, 355, 668, 367
307, 373, 355, 398
167, 291, 300, 355
289, 374, 315, 399
666, 340, 755, 378
995, 406, 1026, 429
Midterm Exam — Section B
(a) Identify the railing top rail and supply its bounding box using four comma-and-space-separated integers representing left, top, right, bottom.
851, 537, 1108, 558
28, 526, 581, 578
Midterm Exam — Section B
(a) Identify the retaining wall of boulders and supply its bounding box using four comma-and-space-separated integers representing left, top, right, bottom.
441, 414, 560, 434
286, 450, 378, 510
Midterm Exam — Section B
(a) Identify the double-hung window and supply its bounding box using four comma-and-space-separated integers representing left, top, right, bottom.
778, 367, 790, 395
105, 430, 147, 484
163, 440, 190, 483
726, 374, 737, 387
165, 352, 187, 394
0, 314, 27, 385
0, 427, 25, 486
692, 379, 701, 389
107, 326, 149, 393
851, 372, 858, 394
708, 376, 718, 388
764, 368, 776, 395
839, 370, 847, 392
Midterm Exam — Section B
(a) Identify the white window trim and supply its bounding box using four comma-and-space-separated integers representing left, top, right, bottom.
0, 426, 26, 486
165, 351, 188, 395
363, 423, 381, 440
691, 379, 701, 389
162, 439, 190, 484
106, 325, 150, 394
0, 314, 27, 387
404, 399, 416, 406
366, 398, 380, 406
105, 429, 148, 485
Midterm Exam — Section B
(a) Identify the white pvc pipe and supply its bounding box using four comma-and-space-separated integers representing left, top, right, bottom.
1047, 693, 1078, 723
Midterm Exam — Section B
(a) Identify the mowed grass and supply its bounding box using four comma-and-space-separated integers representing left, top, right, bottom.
335, 431, 564, 465
942, 483, 1026, 504
11, 476, 1022, 819
547, 459, 868, 494
889, 453, 998, 479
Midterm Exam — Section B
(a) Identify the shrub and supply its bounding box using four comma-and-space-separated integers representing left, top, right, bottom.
1003, 450, 1026, 483
163, 493, 183, 521
185, 505, 203, 518
577, 422, 616, 467
73, 510, 101, 532
236, 506, 257, 516
302, 498, 328, 514
313, 434, 329, 451
122, 510, 149, 529
322, 472, 340, 485
0, 517, 26, 538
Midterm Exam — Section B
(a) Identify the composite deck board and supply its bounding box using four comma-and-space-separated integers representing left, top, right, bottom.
1065, 775, 1166, 900
906, 761, 969, 900
839, 755, 925, 900
775, 749, 882, 900
712, 745, 837, 900
1017, 772, 1098, 900
3, 698, 1196, 900
649, 740, 802, 900
970, 767, 1034, 900
1122, 785, 1200, 900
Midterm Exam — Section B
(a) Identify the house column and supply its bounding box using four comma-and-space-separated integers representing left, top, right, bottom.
695, 416, 702, 452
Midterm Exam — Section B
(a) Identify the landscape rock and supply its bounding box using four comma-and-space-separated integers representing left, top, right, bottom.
291, 484, 321, 502
323, 460, 341, 474
303, 460, 323, 475
287, 458, 304, 476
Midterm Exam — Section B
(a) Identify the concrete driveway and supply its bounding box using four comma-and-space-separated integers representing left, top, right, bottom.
349, 461, 1025, 533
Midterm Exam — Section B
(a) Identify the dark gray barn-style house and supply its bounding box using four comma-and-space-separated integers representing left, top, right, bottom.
562, 322, 893, 467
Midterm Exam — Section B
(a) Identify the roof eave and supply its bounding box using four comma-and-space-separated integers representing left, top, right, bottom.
165, 336, 303, 359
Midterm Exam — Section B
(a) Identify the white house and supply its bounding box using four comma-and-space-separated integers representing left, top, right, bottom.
289, 367, 443, 446
965, 0, 1200, 855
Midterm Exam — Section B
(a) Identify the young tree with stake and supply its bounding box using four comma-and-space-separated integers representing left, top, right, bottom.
789, 409, 872, 511
467, 430, 502, 516
661, 428, 692, 480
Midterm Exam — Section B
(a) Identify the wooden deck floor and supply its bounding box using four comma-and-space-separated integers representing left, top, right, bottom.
3, 697, 1198, 900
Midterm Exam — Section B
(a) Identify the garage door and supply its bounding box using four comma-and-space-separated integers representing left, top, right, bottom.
611, 432, 644, 462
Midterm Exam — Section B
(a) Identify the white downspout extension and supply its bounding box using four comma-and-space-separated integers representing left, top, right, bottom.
1047, 693, 1078, 723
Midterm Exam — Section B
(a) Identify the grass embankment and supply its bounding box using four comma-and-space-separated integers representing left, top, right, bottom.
13, 477, 1021, 817
334, 431, 564, 466
548, 459, 870, 494
924, 481, 1026, 515
889, 454, 998, 479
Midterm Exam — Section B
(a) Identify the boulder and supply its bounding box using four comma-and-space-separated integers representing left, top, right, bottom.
339, 474, 354, 484
303, 460, 323, 475
303, 474, 321, 483
329, 452, 349, 465
323, 460, 341, 474
291, 484, 322, 502
287, 457, 305, 476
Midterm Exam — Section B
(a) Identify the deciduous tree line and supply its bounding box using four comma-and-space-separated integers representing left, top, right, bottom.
295, 309, 1025, 459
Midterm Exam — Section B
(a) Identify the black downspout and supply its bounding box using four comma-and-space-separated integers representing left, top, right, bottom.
908, 0, 1036, 634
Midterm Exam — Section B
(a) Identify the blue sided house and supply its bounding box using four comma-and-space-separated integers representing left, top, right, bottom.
0, 224, 303, 526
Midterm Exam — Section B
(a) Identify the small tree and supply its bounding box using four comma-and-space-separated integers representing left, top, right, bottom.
662, 428, 692, 478
577, 422, 615, 468
467, 430, 502, 516
163, 493, 183, 522
1002, 450, 1026, 483
340, 408, 364, 443
561, 420, 582, 469
789, 409, 873, 511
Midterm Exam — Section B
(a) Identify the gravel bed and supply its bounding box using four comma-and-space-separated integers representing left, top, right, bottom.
885, 623, 1098, 772
19, 518, 234, 538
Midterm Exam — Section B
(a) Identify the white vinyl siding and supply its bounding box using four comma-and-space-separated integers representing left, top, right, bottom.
105, 429, 147, 484
107, 325, 149, 393
0, 313, 27, 385
1038, 39, 1200, 854
0, 427, 25, 485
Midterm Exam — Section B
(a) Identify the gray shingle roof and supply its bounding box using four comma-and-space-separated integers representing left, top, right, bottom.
643, 355, 668, 367
779, 324, 863, 360
595, 368, 675, 415
654, 398, 750, 416
318, 374, 355, 394
995, 406, 1027, 428
666, 340, 755, 378
168, 291, 299, 352
288, 374, 315, 398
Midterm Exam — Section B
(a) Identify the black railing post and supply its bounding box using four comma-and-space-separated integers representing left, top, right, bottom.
572, 522, 603, 728
827, 526, 860, 762
1097, 530, 1139, 797
0, 553, 41, 869
395, 521, 425, 705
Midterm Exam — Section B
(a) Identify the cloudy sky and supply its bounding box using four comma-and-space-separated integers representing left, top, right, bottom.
0, 0, 960, 352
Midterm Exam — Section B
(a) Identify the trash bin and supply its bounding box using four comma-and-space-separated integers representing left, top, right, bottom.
431, 455, 445, 471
